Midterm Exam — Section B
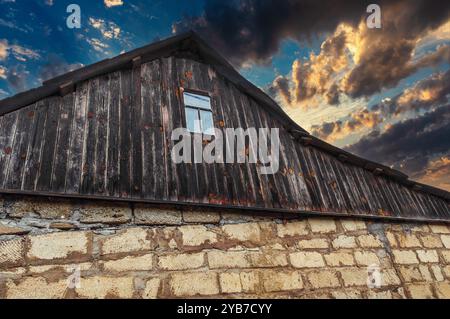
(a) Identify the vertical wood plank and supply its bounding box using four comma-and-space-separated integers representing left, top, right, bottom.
66, 81, 89, 194
93, 75, 110, 195
163, 57, 183, 201
80, 78, 99, 194
36, 97, 61, 191
162, 57, 179, 201
106, 71, 121, 197
4, 105, 35, 189
51, 93, 75, 192
119, 69, 132, 198
0, 111, 19, 188
22, 100, 48, 190
131, 64, 143, 197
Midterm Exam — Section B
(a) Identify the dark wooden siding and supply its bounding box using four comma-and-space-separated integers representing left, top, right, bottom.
0, 57, 449, 220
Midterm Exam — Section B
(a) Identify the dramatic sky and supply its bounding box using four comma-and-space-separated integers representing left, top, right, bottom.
0, 0, 449, 191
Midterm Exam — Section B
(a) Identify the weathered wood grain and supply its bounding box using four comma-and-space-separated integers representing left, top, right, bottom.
51, 93, 75, 192
119, 69, 132, 198
36, 97, 61, 191
106, 71, 121, 197
66, 81, 89, 194
0, 110, 19, 188
4, 105, 35, 189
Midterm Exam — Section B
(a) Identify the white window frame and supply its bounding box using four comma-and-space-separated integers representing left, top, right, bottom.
182, 89, 215, 136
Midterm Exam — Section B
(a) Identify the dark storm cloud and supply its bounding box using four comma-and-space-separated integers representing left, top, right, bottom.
310, 108, 383, 141
268, 75, 291, 105
372, 68, 450, 116
173, 0, 370, 65
173, 0, 450, 67
343, 43, 450, 99
311, 120, 342, 140
325, 83, 340, 105
345, 105, 450, 176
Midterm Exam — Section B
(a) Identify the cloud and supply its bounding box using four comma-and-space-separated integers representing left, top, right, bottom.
0, 40, 7, 60
303, 66, 450, 145
271, 25, 450, 110
173, 0, 372, 65
0, 39, 9, 61
339, 28, 450, 100
174, 1, 450, 66
0, 18, 30, 33
372, 68, 450, 116
89, 18, 121, 39
104, 0, 123, 8
39, 54, 83, 82
417, 156, 450, 191
417, 20, 450, 49
268, 75, 291, 105
9, 44, 40, 61
345, 105, 450, 178
6, 65, 29, 93
0, 65, 6, 79
0, 88, 8, 98
0, 39, 40, 62
191, 1, 450, 111
288, 27, 350, 108
310, 108, 383, 141
396, 69, 450, 112
86, 38, 109, 53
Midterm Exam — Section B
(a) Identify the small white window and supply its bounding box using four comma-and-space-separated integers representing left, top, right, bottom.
183, 91, 214, 135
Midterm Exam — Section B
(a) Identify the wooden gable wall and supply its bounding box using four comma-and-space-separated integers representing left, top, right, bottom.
0, 56, 449, 220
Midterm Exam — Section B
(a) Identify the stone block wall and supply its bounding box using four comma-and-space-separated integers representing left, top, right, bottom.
0, 194, 450, 299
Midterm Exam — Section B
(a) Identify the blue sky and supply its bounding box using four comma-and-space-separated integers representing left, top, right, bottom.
0, 0, 324, 97
1, 0, 450, 190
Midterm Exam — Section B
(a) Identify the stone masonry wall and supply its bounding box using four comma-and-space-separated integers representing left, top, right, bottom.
0, 194, 450, 299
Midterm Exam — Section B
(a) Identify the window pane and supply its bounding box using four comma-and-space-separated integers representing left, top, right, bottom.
185, 107, 201, 133
200, 110, 214, 135
183, 92, 211, 110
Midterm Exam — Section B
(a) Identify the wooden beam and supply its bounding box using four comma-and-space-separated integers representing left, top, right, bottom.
132, 56, 142, 68
59, 81, 74, 96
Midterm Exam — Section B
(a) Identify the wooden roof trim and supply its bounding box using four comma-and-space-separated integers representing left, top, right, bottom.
0, 189, 449, 224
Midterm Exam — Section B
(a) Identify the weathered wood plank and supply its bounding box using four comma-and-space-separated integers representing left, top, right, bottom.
106, 71, 121, 197
80, 78, 99, 194
119, 69, 132, 198
160, 59, 177, 201
256, 102, 284, 208
0, 110, 19, 188
295, 143, 321, 210
176, 58, 200, 203
36, 97, 61, 191
66, 81, 89, 193
51, 93, 75, 192
4, 105, 35, 189
248, 99, 274, 208
197, 62, 222, 205
228, 81, 257, 206
93, 75, 110, 195
208, 65, 240, 206
131, 64, 143, 197
22, 100, 48, 190
163, 57, 183, 201
141, 61, 157, 199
